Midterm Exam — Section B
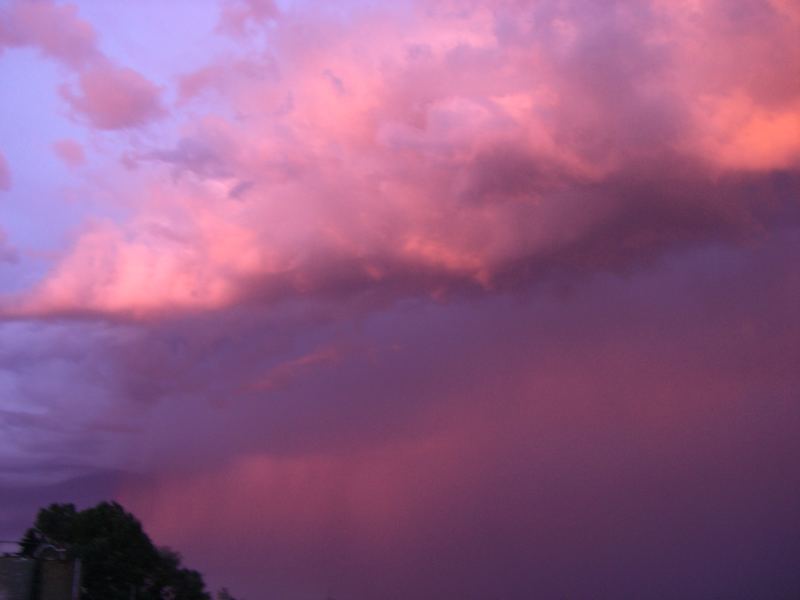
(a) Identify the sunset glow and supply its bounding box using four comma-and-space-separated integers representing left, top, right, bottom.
2, 1, 800, 598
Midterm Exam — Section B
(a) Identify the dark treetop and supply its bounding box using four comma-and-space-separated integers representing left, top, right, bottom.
20, 501, 211, 600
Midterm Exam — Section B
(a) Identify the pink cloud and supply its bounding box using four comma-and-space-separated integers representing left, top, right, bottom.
52, 139, 86, 167
4, 0, 800, 321
102, 237, 800, 598
0, 1, 165, 135
60, 63, 165, 130
0, 226, 17, 263
10, 2, 800, 314
217, 0, 278, 36
0, 151, 10, 191
4, 221, 800, 598
177, 56, 278, 105
2, 3, 800, 598
0, 0, 99, 67
245, 345, 342, 392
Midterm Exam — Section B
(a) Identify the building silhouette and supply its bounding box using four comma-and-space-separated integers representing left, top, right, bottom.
0, 544, 80, 600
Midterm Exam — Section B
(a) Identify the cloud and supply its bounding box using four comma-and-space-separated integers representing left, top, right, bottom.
0, 151, 10, 191
3, 204, 800, 599
217, 0, 278, 36
0, 470, 126, 543
3, 230, 792, 599
245, 345, 342, 393
0, 227, 17, 263
52, 139, 86, 167
2, 0, 796, 319
0, 1, 165, 132
60, 63, 165, 130
1, 3, 800, 597
0, 0, 99, 68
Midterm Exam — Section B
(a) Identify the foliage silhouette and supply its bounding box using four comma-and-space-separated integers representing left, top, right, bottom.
20, 501, 211, 600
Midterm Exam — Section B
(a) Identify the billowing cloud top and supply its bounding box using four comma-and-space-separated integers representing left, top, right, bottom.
1, 1, 800, 599
2, 0, 798, 319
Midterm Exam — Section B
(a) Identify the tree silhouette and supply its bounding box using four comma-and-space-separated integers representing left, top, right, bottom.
19, 501, 211, 600
216, 588, 239, 600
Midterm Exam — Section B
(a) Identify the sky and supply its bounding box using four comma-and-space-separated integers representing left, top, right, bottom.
1, 0, 800, 598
